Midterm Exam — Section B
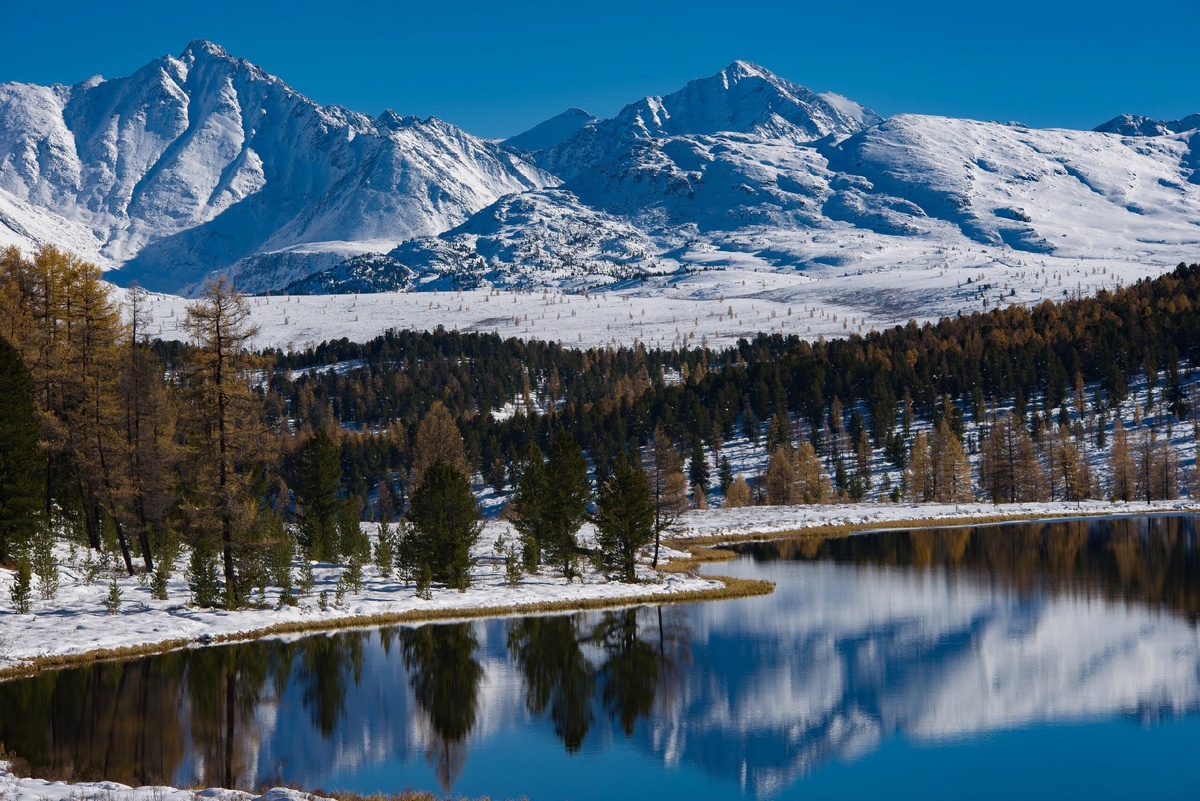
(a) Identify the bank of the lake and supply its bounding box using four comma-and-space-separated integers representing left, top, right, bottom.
4, 512, 1200, 801
2, 500, 1197, 682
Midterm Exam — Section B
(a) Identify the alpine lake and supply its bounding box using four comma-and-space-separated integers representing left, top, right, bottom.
3, 515, 1200, 800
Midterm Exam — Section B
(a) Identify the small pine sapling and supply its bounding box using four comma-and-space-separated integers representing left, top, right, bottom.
415, 562, 433, 600
298, 559, 316, 597
104, 576, 123, 615
32, 529, 58, 601
373, 522, 394, 575
10, 556, 32, 613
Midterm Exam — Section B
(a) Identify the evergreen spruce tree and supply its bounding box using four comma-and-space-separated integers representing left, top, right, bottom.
10, 555, 31, 613
295, 426, 345, 561
510, 442, 548, 572
187, 538, 222, 608
718, 455, 734, 495
406, 460, 482, 590
0, 335, 44, 565
593, 453, 655, 583
540, 431, 591, 578
688, 439, 709, 496
104, 575, 123, 614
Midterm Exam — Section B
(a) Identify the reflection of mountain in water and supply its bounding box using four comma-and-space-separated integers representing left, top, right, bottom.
2, 517, 1199, 799
650, 516, 1200, 796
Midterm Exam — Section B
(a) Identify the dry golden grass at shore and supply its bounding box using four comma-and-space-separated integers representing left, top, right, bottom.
0, 574, 773, 683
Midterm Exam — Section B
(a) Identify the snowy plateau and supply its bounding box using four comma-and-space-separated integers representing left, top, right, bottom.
1, 41, 1199, 340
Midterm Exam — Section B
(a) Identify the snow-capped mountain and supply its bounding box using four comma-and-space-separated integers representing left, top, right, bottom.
1095, 112, 1200, 137
2, 44, 1198, 304
308, 96, 1200, 297
0, 40, 554, 294
503, 108, 597, 153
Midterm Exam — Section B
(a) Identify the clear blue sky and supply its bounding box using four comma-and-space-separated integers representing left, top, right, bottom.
1, 0, 1196, 138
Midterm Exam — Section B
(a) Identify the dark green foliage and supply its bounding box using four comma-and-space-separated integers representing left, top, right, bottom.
295, 427, 345, 562
405, 461, 482, 590
592, 453, 655, 583
507, 616, 595, 751
510, 443, 546, 572
10, 555, 31, 613
104, 576, 122, 614
0, 336, 44, 565
688, 439, 709, 492
373, 522, 395, 574
512, 432, 591, 579
718, 455, 733, 494
187, 539, 222, 608
399, 623, 483, 789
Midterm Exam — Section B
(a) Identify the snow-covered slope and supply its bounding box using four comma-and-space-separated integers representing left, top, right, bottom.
0, 40, 554, 294
2, 45, 1198, 307
503, 107, 597, 152
309, 109, 1200, 301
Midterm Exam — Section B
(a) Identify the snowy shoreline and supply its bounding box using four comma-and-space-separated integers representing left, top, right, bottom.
0, 769, 341, 801
2, 501, 1198, 685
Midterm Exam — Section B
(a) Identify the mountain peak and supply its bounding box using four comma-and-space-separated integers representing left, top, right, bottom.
722, 59, 771, 80
608, 60, 877, 142
182, 39, 231, 60
1095, 112, 1200, 137
505, 107, 598, 152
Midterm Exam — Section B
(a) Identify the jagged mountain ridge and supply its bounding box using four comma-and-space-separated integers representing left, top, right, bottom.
1, 43, 1197, 300
305, 110, 1200, 294
0, 40, 554, 293
1095, 112, 1200, 137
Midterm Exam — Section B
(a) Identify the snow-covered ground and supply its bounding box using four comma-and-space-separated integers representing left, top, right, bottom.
4, 501, 1199, 678
0, 521, 713, 675
136, 249, 1167, 353
668, 498, 1200, 541
0, 769, 329, 801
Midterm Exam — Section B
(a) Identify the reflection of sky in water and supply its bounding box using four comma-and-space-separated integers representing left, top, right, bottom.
6, 518, 1200, 799
273, 520, 1200, 799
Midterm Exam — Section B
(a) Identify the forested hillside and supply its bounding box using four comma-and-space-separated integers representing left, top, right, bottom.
2, 243, 1199, 611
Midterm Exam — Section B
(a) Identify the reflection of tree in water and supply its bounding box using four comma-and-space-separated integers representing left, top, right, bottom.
399, 623, 483, 792
506, 607, 684, 750
0, 643, 291, 791
0, 654, 187, 785
296, 631, 366, 736
743, 516, 1200, 620
507, 615, 595, 751
184, 645, 280, 790
593, 609, 661, 736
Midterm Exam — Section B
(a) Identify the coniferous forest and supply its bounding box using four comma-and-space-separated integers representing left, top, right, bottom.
2, 242, 1200, 609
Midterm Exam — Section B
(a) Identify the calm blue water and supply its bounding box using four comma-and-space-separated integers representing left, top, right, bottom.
3, 515, 1199, 799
